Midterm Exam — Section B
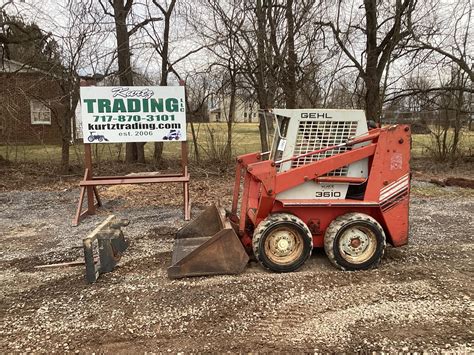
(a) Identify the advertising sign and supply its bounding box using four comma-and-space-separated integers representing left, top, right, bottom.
80, 86, 186, 143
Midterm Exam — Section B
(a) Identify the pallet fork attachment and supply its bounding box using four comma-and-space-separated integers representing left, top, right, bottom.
83, 215, 129, 283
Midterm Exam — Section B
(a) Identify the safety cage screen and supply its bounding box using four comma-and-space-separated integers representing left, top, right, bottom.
291, 120, 358, 176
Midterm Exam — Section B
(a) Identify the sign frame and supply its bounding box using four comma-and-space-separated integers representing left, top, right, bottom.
80, 86, 187, 143
72, 84, 190, 226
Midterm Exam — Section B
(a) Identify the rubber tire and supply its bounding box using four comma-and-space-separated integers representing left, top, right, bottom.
253, 213, 313, 273
324, 213, 386, 271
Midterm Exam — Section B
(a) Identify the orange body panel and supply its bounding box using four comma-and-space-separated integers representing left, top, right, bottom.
230, 125, 411, 250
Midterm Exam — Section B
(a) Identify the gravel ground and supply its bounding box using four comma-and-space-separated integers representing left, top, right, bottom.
0, 180, 473, 353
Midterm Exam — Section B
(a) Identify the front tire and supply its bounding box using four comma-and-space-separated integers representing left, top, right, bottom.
324, 213, 386, 271
253, 213, 312, 273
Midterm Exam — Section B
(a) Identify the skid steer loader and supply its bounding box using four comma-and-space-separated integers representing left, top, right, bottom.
168, 109, 411, 279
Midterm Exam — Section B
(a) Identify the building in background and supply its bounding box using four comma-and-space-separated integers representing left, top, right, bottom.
209, 95, 259, 123
0, 59, 67, 145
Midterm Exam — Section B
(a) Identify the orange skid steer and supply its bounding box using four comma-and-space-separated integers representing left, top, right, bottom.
168, 109, 411, 279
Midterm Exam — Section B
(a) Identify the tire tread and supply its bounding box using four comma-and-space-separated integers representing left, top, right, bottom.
324, 213, 386, 271
253, 213, 312, 272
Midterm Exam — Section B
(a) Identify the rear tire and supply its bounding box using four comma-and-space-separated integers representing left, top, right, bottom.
324, 213, 386, 271
253, 213, 312, 273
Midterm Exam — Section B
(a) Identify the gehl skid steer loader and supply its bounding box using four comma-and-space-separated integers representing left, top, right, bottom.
168, 109, 411, 279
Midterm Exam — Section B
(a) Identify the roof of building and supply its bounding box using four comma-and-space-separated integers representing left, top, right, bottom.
0, 58, 59, 77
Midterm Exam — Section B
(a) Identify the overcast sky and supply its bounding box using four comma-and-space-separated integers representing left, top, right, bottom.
4, 0, 206, 83
3, 0, 472, 93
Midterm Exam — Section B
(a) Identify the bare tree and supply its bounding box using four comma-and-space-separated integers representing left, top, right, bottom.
410, 0, 473, 82
202, 0, 245, 161
98, 0, 162, 163
318, 0, 416, 123
183, 71, 214, 163
232, 0, 321, 150
149, 0, 176, 164
54, 0, 106, 172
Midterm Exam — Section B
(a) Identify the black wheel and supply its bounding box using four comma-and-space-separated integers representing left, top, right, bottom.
252, 213, 312, 273
324, 213, 386, 271
87, 135, 94, 142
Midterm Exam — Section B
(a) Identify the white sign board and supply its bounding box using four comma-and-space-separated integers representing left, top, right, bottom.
80, 86, 186, 143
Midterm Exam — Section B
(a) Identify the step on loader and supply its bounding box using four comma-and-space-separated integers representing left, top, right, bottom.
168, 109, 411, 279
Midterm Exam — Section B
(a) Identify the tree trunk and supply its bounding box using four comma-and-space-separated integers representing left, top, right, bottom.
189, 120, 200, 163
364, 0, 380, 123
284, 0, 297, 109
125, 143, 138, 162
364, 76, 382, 123
60, 107, 72, 174
153, 141, 164, 163
255, 0, 269, 152
61, 127, 70, 174
61, 81, 80, 173
153, 0, 176, 164
112, 0, 144, 163
226, 74, 236, 162
136, 142, 146, 163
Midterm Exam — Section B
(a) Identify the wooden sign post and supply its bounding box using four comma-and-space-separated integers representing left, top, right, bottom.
72, 85, 190, 226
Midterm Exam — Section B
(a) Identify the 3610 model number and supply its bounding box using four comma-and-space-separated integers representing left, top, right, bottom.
315, 191, 342, 198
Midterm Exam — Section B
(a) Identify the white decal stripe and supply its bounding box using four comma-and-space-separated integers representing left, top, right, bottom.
380, 174, 409, 193
380, 189, 408, 204
380, 181, 408, 201
380, 180, 409, 200
380, 183, 409, 202
380, 175, 409, 198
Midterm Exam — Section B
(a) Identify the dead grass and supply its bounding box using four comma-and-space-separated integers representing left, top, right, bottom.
0, 123, 261, 164
411, 183, 474, 198
411, 129, 474, 158
102, 173, 234, 209
1, 123, 472, 163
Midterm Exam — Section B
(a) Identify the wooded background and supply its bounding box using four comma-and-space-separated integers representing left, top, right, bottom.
0, 0, 472, 172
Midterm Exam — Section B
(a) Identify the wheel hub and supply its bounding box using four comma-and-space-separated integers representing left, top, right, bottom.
350, 238, 361, 248
277, 238, 290, 251
340, 228, 371, 257
272, 231, 294, 256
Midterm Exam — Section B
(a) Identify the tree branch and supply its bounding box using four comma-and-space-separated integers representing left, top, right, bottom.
128, 17, 162, 36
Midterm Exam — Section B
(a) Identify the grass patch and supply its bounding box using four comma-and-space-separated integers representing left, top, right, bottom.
411, 129, 474, 158
411, 183, 474, 198
1, 123, 472, 164
0, 123, 262, 164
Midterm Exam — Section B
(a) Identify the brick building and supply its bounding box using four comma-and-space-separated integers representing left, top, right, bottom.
0, 59, 67, 145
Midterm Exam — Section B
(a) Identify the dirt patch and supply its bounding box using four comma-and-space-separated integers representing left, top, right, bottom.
102, 174, 232, 208
411, 157, 474, 181
0, 178, 473, 353
429, 177, 474, 189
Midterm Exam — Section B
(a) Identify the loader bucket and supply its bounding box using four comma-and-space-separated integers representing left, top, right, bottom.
168, 205, 249, 279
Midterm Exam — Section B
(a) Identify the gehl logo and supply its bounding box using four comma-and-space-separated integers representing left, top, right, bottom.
301, 112, 333, 119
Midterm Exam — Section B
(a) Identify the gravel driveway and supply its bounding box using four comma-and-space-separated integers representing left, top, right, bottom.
0, 181, 473, 353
